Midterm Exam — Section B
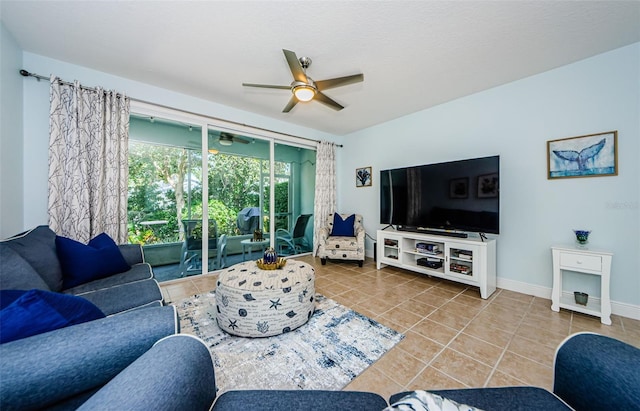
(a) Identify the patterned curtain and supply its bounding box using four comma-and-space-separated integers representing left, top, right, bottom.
312, 141, 337, 256
48, 76, 130, 243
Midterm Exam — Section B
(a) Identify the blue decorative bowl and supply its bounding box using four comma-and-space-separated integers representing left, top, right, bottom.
573, 230, 591, 247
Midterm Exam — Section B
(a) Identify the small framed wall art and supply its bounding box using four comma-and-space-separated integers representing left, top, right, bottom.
547, 131, 618, 179
477, 173, 499, 198
449, 177, 468, 199
356, 166, 372, 187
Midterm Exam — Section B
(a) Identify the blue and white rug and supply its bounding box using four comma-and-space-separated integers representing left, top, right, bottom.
175, 292, 404, 393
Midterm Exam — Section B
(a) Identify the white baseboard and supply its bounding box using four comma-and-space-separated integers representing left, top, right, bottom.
497, 277, 640, 321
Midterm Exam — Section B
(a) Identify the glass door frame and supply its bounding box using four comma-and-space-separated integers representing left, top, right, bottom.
130, 100, 316, 276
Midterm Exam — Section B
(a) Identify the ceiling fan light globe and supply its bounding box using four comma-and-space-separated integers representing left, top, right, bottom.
293, 86, 315, 102
219, 138, 233, 146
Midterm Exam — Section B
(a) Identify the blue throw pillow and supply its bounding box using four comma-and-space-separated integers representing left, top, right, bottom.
56, 233, 131, 289
0, 289, 105, 344
331, 214, 356, 237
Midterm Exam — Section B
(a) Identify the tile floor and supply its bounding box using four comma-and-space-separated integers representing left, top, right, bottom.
160, 255, 640, 400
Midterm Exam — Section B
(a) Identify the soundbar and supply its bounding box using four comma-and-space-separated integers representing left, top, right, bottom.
397, 226, 468, 238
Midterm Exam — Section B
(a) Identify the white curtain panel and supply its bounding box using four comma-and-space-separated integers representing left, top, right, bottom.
48, 76, 130, 243
313, 141, 337, 256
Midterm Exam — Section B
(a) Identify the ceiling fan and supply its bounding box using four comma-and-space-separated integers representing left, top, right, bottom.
242, 49, 364, 113
218, 132, 250, 146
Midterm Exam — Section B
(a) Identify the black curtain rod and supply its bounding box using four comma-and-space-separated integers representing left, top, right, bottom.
19, 69, 343, 148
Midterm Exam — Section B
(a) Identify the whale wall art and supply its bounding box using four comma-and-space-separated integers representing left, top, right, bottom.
547, 130, 618, 179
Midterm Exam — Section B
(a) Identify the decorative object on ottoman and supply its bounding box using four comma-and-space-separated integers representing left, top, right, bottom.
215, 260, 315, 337
573, 229, 590, 248
253, 230, 263, 242
263, 247, 278, 263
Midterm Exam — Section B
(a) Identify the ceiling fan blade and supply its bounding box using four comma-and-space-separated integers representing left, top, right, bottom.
283, 49, 308, 83
242, 83, 290, 90
314, 91, 344, 111
282, 96, 298, 113
315, 73, 364, 91
232, 136, 250, 144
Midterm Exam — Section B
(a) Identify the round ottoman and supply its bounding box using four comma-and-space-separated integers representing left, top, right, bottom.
215, 259, 315, 337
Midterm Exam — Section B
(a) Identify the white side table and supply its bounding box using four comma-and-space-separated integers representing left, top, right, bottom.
551, 245, 613, 325
241, 238, 270, 261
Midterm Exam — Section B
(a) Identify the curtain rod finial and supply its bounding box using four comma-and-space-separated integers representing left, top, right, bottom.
19, 69, 30, 77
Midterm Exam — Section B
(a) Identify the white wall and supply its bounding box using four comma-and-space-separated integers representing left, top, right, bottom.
19, 52, 337, 230
0, 24, 24, 238
340, 43, 640, 315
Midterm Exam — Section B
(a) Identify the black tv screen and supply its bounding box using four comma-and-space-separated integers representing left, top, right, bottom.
380, 156, 500, 234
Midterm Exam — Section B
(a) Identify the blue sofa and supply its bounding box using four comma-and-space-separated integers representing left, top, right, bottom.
1, 225, 163, 314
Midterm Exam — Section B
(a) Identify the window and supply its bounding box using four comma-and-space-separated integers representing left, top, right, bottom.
126, 109, 316, 282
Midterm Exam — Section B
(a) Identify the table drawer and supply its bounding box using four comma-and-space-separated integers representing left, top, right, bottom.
560, 252, 601, 271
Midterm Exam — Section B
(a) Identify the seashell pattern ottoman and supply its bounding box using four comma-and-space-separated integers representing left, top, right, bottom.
215, 259, 315, 337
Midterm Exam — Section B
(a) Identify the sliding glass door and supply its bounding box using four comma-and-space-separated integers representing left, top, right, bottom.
127, 106, 316, 282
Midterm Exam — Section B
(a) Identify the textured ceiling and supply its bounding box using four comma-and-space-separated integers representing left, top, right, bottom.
2, 1, 639, 135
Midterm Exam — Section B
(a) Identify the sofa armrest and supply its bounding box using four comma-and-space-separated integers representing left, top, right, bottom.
0, 306, 178, 410
553, 332, 640, 410
318, 226, 331, 243
78, 334, 216, 411
118, 243, 144, 265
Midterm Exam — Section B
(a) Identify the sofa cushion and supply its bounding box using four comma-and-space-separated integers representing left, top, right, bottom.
331, 213, 355, 237
0, 289, 105, 344
69, 278, 163, 316
212, 390, 388, 411
56, 233, 131, 289
0, 245, 50, 291
3, 226, 64, 291
385, 390, 483, 411
63, 263, 153, 295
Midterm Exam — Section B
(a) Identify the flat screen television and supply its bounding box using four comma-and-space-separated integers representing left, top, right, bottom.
380, 155, 500, 235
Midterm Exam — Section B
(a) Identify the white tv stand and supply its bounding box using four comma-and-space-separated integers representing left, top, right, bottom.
376, 229, 497, 299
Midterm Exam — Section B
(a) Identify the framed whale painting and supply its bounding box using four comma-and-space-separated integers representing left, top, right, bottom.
547, 131, 618, 179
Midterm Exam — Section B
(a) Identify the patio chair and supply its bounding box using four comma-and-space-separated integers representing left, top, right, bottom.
276, 214, 312, 256
179, 219, 218, 276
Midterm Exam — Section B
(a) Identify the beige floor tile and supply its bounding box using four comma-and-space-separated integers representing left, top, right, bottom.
407, 366, 468, 391
379, 307, 425, 329
374, 346, 427, 386
398, 299, 438, 318
430, 348, 493, 387
396, 330, 445, 361
344, 365, 403, 399
427, 308, 472, 331
410, 318, 459, 346
449, 332, 504, 367
486, 370, 527, 387
496, 351, 554, 390
463, 321, 514, 347
515, 323, 567, 350
506, 335, 556, 367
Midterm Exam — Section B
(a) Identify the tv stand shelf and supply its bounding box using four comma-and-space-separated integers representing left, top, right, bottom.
377, 229, 497, 299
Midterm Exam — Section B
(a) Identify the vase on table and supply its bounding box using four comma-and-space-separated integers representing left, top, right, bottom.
263, 247, 278, 264
573, 230, 591, 248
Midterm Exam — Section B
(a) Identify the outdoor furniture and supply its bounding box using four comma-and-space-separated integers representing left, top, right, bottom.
241, 238, 270, 261
317, 213, 365, 267
215, 259, 316, 337
276, 214, 312, 255
236, 207, 261, 235
179, 219, 218, 276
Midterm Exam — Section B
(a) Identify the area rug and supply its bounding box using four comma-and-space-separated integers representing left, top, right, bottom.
174, 292, 404, 393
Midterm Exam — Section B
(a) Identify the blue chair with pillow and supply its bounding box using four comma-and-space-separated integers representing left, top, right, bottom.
317, 213, 365, 267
